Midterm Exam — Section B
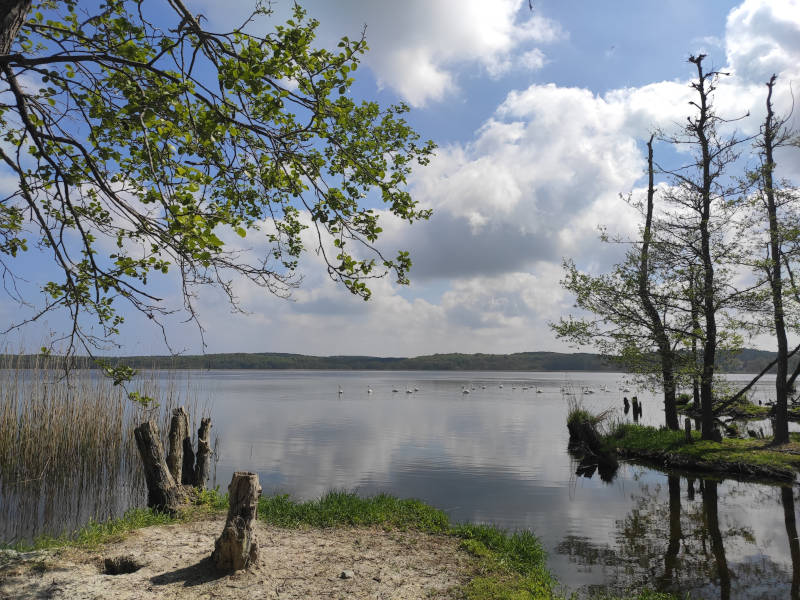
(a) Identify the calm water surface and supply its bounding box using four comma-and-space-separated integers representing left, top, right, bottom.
4, 369, 799, 598
199, 370, 799, 599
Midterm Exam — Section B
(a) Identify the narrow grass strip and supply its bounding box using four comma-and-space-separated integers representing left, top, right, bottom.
258, 490, 450, 531
6, 508, 176, 552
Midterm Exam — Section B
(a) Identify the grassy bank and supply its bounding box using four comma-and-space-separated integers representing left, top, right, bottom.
607, 423, 800, 480
3, 490, 673, 600
567, 398, 800, 481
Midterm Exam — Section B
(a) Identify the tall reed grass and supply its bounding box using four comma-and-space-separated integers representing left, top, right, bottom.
0, 354, 208, 544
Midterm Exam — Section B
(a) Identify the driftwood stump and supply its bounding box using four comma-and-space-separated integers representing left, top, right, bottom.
212, 471, 261, 571
134, 420, 184, 513
166, 407, 189, 484
194, 418, 212, 489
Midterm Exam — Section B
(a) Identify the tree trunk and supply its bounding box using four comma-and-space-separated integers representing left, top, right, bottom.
133, 420, 184, 514
181, 419, 196, 486
167, 407, 189, 484
690, 268, 702, 410
638, 134, 679, 430
689, 55, 718, 441
194, 417, 212, 489
762, 75, 790, 445
212, 471, 261, 571
0, 0, 31, 55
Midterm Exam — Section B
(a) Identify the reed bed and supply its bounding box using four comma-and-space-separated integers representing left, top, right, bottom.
0, 354, 208, 544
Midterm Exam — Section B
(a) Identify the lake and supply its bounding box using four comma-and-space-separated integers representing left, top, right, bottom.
2, 369, 798, 598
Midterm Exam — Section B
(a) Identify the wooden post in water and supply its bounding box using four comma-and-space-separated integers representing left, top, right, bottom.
134, 420, 184, 513
166, 407, 189, 484
212, 471, 261, 571
684, 418, 693, 444
194, 417, 212, 489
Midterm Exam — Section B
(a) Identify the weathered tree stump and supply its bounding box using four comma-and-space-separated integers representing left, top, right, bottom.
684, 418, 693, 443
212, 471, 261, 571
167, 407, 189, 484
194, 418, 212, 489
134, 420, 184, 513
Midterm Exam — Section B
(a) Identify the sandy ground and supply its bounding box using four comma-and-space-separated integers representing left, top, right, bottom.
0, 518, 477, 599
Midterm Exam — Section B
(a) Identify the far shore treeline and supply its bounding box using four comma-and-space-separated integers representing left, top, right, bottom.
3, 348, 794, 373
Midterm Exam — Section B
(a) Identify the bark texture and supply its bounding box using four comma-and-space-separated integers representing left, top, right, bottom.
167, 407, 189, 484
0, 0, 31, 55
212, 471, 262, 571
194, 417, 212, 489
133, 420, 184, 513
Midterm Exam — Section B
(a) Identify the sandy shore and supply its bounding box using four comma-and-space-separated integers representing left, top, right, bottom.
0, 518, 477, 599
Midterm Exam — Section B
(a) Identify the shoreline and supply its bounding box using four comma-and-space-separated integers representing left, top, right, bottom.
567, 413, 800, 485
1, 491, 673, 600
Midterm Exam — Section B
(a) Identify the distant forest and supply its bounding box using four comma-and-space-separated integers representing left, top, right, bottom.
9, 348, 792, 374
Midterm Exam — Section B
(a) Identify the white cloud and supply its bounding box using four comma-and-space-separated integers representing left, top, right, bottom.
725, 0, 800, 84
196, 0, 565, 107
316, 0, 565, 105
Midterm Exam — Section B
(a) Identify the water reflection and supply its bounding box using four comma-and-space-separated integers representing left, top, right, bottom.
558, 467, 799, 599
2, 369, 796, 599
784, 486, 800, 599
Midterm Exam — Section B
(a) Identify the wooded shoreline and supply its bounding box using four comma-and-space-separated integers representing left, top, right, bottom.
5, 348, 794, 374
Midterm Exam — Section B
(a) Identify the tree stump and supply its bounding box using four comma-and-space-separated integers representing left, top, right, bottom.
684, 418, 693, 443
212, 472, 261, 571
134, 420, 184, 513
194, 418, 212, 489
166, 407, 189, 484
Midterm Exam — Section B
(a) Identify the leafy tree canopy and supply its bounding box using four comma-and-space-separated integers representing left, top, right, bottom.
0, 0, 434, 361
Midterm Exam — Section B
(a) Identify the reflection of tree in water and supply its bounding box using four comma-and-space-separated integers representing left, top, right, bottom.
556, 475, 800, 599
784, 487, 800, 599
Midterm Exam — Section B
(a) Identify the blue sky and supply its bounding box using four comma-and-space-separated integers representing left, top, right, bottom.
3, 0, 800, 357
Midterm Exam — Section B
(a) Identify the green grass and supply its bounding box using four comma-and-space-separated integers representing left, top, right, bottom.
6, 507, 177, 552
607, 423, 800, 473
257, 490, 450, 531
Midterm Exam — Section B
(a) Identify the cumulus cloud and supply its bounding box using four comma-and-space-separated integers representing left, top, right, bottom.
10, 0, 800, 357
725, 0, 800, 84
196, 0, 565, 107
380, 83, 646, 282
